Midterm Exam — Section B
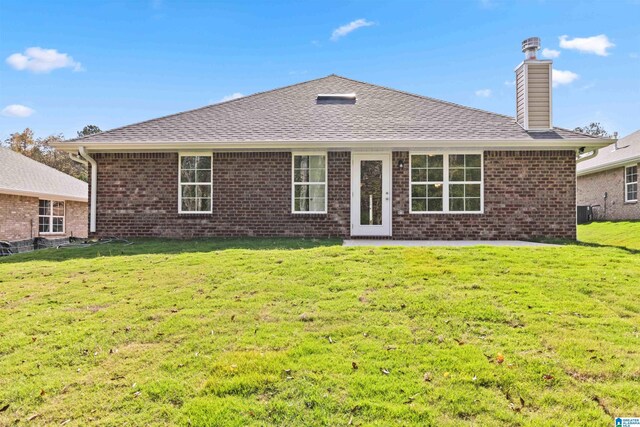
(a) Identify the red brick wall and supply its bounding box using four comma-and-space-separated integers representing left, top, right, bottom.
90, 150, 576, 240
0, 194, 38, 241
91, 152, 350, 237
0, 194, 88, 241
392, 151, 576, 240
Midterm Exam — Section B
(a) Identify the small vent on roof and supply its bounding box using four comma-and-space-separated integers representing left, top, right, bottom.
316, 93, 356, 104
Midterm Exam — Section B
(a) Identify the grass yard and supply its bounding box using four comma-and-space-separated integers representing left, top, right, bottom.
579, 221, 640, 251
1, 225, 639, 426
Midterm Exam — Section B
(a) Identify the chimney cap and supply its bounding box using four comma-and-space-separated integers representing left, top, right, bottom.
521, 37, 541, 53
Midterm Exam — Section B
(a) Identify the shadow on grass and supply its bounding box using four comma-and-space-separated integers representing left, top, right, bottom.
0, 237, 343, 264
534, 237, 640, 255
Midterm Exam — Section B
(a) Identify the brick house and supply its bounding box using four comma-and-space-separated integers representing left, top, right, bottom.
577, 130, 640, 220
55, 39, 611, 240
0, 148, 88, 243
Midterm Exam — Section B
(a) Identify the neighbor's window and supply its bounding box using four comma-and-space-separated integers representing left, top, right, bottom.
39, 200, 65, 234
292, 154, 327, 213
410, 153, 483, 213
625, 165, 638, 202
179, 154, 212, 213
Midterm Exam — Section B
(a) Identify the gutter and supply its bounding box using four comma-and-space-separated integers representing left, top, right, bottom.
51, 138, 616, 153
77, 147, 97, 233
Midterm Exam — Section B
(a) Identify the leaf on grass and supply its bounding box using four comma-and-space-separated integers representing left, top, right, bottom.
39, 389, 45, 396
423, 372, 432, 382
133, 391, 141, 398
380, 368, 390, 375
496, 353, 505, 364
543, 374, 554, 381
454, 338, 464, 345
443, 372, 450, 378
60, 419, 71, 426
352, 362, 358, 370
27, 413, 40, 421
328, 336, 334, 344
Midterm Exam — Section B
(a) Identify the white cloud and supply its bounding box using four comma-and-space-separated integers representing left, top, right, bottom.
219, 93, 244, 103
552, 69, 579, 87
2, 104, 35, 118
330, 19, 374, 41
6, 47, 83, 73
541, 48, 560, 59
559, 34, 615, 56
475, 89, 492, 97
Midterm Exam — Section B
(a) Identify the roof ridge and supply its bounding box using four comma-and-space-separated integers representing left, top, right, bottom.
330, 74, 597, 139
69, 74, 339, 143
328, 74, 517, 121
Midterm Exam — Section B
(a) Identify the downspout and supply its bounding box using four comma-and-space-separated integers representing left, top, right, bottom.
69, 152, 87, 166
78, 147, 97, 233
576, 148, 599, 163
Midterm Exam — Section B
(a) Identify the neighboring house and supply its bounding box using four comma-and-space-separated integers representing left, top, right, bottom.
55, 38, 611, 240
0, 148, 88, 242
577, 130, 640, 220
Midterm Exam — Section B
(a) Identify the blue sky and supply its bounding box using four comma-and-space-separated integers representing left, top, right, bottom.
1, 0, 638, 140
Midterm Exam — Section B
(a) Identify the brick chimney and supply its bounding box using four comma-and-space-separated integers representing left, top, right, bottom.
515, 37, 552, 131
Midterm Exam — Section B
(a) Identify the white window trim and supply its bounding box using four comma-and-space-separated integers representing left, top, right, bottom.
291, 152, 328, 214
39, 199, 66, 235
409, 152, 484, 214
624, 164, 638, 203
178, 152, 213, 214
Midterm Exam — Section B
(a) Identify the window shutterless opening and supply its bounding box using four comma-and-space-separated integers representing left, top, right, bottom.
316, 93, 356, 105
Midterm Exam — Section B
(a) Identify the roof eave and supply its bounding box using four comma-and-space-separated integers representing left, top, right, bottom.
577, 155, 640, 176
0, 187, 88, 203
52, 138, 614, 153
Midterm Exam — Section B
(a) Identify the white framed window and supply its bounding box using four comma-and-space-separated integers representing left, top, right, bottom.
39, 200, 65, 234
625, 165, 638, 202
179, 153, 213, 213
292, 153, 327, 213
410, 153, 483, 213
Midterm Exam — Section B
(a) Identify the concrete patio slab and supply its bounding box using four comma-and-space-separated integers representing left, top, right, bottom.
343, 240, 559, 247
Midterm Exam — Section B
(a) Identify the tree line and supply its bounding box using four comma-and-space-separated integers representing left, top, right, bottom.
1, 125, 101, 182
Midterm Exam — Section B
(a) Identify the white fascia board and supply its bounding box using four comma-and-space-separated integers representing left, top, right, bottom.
0, 187, 88, 202
52, 138, 615, 153
577, 156, 640, 177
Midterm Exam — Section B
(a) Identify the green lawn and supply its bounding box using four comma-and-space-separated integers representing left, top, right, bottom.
579, 221, 640, 251
1, 227, 639, 426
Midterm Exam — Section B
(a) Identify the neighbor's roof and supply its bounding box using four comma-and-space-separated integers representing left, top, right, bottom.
577, 130, 640, 176
63, 75, 601, 148
0, 148, 88, 202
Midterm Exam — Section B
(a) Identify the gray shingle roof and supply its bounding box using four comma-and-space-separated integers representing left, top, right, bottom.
577, 130, 640, 175
71, 75, 596, 144
0, 148, 87, 202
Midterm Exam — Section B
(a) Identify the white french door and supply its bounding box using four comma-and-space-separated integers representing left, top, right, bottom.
351, 153, 392, 236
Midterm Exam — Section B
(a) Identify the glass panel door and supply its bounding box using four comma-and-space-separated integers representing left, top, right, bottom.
351, 153, 391, 236
360, 160, 383, 225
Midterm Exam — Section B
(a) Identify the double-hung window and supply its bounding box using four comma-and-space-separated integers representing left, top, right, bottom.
39, 200, 65, 234
625, 165, 638, 202
410, 153, 483, 213
179, 154, 212, 213
292, 153, 327, 213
